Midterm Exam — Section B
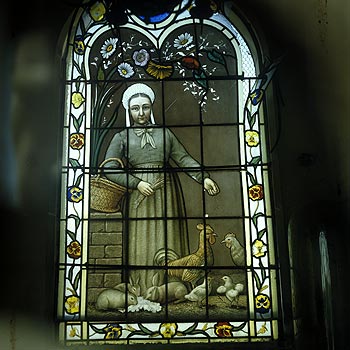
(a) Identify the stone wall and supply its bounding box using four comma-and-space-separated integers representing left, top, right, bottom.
87, 211, 123, 303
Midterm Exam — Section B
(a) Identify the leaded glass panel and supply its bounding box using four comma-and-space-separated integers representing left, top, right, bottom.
58, 1, 279, 346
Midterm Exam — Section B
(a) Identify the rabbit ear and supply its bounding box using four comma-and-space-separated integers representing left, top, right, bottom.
197, 223, 204, 230
152, 272, 160, 286
130, 273, 140, 285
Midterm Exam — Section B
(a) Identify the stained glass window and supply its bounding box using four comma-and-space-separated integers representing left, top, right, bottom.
57, 0, 280, 346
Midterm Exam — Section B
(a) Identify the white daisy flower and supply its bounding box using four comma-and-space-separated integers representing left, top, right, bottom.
100, 37, 118, 59
117, 62, 135, 78
174, 33, 194, 49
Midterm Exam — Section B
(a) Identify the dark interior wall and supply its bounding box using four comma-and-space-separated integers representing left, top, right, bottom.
234, 3, 350, 349
0, 1, 349, 349
235, 0, 350, 212
236, 2, 350, 350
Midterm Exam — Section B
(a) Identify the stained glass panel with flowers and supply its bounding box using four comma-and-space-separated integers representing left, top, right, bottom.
58, 0, 280, 346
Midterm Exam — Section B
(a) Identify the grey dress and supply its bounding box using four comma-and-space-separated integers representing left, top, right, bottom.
104, 125, 208, 294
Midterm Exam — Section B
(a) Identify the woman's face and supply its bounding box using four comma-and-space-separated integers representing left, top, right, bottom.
129, 96, 152, 125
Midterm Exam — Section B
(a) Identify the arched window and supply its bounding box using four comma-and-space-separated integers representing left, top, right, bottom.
57, 1, 282, 346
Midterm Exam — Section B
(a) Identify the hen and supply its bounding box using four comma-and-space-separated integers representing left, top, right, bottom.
221, 232, 245, 266
154, 223, 217, 288
184, 276, 212, 307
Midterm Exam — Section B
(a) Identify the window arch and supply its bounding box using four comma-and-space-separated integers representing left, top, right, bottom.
57, 1, 281, 346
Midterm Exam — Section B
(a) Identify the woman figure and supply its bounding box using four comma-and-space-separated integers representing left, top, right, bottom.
104, 83, 219, 294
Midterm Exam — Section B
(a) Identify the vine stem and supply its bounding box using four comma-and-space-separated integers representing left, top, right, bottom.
72, 202, 79, 218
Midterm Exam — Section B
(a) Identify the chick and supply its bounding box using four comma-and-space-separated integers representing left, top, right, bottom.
216, 275, 234, 294
184, 277, 212, 307
217, 276, 244, 307
226, 283, 244, 307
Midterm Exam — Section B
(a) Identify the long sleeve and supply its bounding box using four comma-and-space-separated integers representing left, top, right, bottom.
103, 131, 141, 189
166, 129, 209, 183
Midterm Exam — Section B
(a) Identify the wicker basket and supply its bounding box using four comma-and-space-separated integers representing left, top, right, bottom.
90, 158, 128, 213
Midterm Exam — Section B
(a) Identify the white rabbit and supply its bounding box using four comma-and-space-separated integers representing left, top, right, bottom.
96, 288, 138, 310
144, 272, 188, 304
114, 275, 141, 297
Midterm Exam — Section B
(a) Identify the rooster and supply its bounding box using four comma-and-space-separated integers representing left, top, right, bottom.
221, 232, 245, 266
153, 223, 217, 289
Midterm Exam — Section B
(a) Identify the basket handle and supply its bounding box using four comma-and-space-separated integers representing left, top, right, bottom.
98, 157, 125, 175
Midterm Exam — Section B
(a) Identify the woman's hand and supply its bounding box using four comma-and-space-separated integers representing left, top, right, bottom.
137, 181, 154, 196
204, 178, 220, 196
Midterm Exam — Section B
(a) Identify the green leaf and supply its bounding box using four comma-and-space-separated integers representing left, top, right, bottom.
183, 323, 198, 334
68, 265, 74, 283
138, 323, 153, 335
249, 156, 261, 166
68, 214, 81, 232
66, 229, 76, 241
73, 117, 80, 133
253, 270, 262, 290
232, 321, 247, 332
73, 112, 85, 132
247, 172, 257, 186
193, 70, 208, 90
257, 228, 267, 240
252, 212, 265, 228
207, 49, 226, 66
190, 330, 208, 336
75, 173, 84, 187
69, 158, 81, 169
90, 324, 106, 334
259, 261, 267, 281
81, 64, 86, 80
73, 270, 81, 291
73, 61, 82, 77
127, 330, 146, 338
97, 66, 105, 81
247, 110, 257, 128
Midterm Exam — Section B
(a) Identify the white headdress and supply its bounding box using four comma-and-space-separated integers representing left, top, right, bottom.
122, 83, 156, 127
